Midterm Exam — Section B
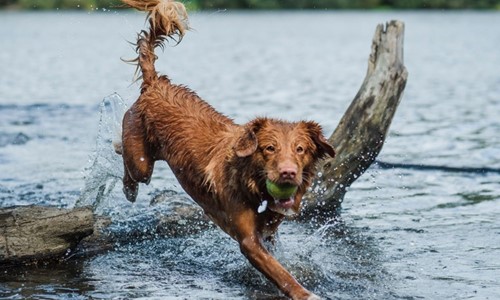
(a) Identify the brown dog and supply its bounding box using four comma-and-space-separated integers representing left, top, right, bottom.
118, 1, 335, 299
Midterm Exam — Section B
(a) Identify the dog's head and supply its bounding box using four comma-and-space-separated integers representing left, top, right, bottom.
234, 118, 335, 216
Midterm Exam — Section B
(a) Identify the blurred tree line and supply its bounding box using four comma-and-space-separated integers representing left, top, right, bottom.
195, 0, 500, 9
0, 0, 122, 10
1, 0, 499, 10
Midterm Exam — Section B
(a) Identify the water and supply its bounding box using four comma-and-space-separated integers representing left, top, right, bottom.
1, 10, 500, 300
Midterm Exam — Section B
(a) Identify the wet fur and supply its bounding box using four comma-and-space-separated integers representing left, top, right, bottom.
119, 1, 334, 299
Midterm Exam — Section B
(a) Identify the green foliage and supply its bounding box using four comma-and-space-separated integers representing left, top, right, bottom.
1, 0, 500, 10
5, 0, 122, 10
387, 0, 500, 9
191, 0, 500, 9
192, 0, 385, 9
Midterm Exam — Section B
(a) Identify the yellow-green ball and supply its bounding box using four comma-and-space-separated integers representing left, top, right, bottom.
266, 180, 298, 199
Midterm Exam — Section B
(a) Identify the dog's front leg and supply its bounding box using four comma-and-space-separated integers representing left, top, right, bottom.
239, 234, 320, 300
120, 107, 155, 202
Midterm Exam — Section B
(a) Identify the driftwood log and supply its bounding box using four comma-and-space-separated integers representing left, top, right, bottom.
0, 206, 94, 265
0, 20, 407, 264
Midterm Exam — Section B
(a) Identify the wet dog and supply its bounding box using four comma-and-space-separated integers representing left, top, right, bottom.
117, 1, 335, 299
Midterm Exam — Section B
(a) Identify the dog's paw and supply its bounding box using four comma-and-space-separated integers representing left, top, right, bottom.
306, 293, 321, 300
123, 184, 138, 203
113, 140, 123, 155
292, 292, 321, 300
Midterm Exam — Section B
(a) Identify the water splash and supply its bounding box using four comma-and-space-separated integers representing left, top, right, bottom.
75, 93, 127, 211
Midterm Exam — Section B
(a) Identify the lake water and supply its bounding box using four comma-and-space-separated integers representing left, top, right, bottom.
1, 9, 499, 300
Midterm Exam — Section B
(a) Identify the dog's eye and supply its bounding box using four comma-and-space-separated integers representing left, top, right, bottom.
296, 146, 304, 154
265, 145, 276, 153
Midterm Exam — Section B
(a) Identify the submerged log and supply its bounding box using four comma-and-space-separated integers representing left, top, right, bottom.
0, 206, 94, 265
0, 20, 407, 264
300, 20, 408, 222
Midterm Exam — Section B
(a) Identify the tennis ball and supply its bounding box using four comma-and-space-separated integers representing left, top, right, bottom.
265, 179, 298, 199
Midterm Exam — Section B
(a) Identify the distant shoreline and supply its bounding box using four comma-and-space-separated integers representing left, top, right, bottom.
1, 0, 500, 11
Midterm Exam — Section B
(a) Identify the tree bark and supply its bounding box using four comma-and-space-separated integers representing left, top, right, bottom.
299, 20, 408, 222
0, 20, 407, 265
0, 206, 94, 265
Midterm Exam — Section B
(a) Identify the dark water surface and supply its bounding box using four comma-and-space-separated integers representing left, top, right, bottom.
1, 10, 499, 300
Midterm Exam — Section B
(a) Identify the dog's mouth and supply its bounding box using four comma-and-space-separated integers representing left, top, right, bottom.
275, 197, 295, 209
265, 194, 297, 216
261, 180, 299, 215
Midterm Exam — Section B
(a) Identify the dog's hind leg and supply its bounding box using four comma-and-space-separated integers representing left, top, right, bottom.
121, 107, 155, 202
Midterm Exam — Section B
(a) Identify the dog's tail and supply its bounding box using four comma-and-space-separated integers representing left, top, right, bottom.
123, 0, 189, 86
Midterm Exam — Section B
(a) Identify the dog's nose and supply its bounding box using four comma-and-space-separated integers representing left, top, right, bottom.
279, 165, 297, 180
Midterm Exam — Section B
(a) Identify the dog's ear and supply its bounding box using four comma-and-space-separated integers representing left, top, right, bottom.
234, 118, 268, 157
234, 128, 258, 157
304, 121, 335, 158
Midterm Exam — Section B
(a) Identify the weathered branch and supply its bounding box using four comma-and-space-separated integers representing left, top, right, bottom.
300, 20, 408, 221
